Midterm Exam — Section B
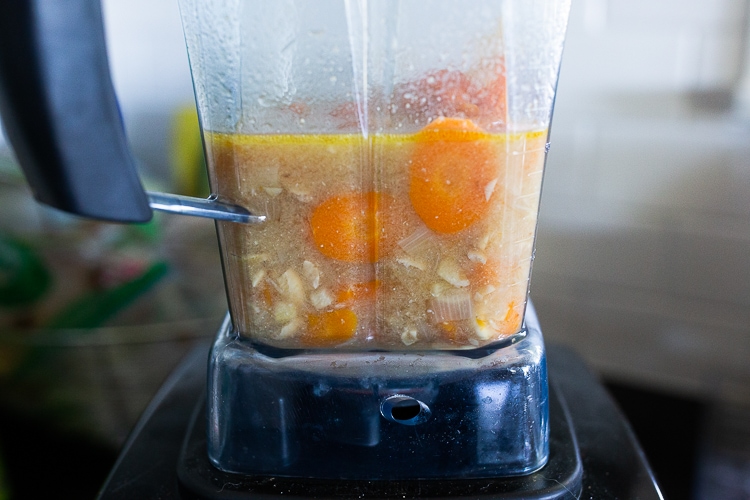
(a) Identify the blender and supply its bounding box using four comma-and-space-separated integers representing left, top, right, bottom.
0, 0, 580, 496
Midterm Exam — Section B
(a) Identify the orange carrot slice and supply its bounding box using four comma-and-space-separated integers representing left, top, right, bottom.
305, 309, 358, 346
476, 57, 507, 125
398, 69, 478, 120
310, 192, 396, 263
409, 117, 498, 233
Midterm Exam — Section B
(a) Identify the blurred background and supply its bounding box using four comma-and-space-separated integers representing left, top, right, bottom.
535, 0, 750, 498
0, 0, 749, 498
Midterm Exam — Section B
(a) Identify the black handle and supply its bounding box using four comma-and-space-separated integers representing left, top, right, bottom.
0, 0, 152, 223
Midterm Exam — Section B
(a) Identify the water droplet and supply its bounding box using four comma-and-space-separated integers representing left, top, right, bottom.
482, 396, 493, 404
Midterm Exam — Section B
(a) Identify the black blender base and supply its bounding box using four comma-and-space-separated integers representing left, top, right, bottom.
97, 342, 663, 500
206, 312, 550, 480
176, 379, 582, 499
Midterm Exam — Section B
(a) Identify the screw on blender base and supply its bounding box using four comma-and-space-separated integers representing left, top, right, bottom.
380, 395, 431, 426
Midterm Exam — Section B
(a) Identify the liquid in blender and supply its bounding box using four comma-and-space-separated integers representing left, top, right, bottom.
209, 70, 546, 350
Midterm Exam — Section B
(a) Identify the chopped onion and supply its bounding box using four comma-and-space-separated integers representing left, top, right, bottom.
397, 224, 436, 256
431, 290, 473, 321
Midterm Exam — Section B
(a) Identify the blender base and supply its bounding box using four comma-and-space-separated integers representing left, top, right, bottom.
178, 371, 582, 499
96, 326, 663, 499
206, 306, 551, 480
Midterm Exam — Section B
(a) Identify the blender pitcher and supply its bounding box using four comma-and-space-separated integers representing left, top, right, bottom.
0, 0, 571, 484
182, 0, 571, 480
183, 0, 571, 351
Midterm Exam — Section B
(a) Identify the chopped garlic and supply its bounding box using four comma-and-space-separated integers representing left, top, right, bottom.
302, 260, 321, 289
474, 317, 496, 340
474, 285, 497, 301
274, 302, 297, 323
401, 328, 419, 346
251, 269, 266, 287
397, 256, 427, 271
279, 269, 306, 304
287, 185, 312, 203
279, 318, 302, 339
310, 288, 334, 310
467, 250, 487, 264
484, 178, 498, 201
437, 258, 469, 287
263, 187, 283, 196
476, 233, 490, 251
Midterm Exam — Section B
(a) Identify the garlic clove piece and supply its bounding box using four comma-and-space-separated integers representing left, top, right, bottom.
437, 258, 469, 287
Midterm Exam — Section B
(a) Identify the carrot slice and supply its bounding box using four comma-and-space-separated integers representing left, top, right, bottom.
395, 64, 507, 127
409, 117, 498, 234
398, 69, 478, 120
310, 192, 396, 263
305, 309, 358, 346
476, 58, 507, 125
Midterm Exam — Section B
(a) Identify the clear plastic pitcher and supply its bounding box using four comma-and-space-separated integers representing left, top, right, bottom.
179, 0, 571, 350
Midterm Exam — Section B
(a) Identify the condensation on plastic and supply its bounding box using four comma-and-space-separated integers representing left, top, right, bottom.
179, 0, 570, 135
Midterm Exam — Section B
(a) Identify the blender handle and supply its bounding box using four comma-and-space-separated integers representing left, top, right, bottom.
0, 0, 152, 222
